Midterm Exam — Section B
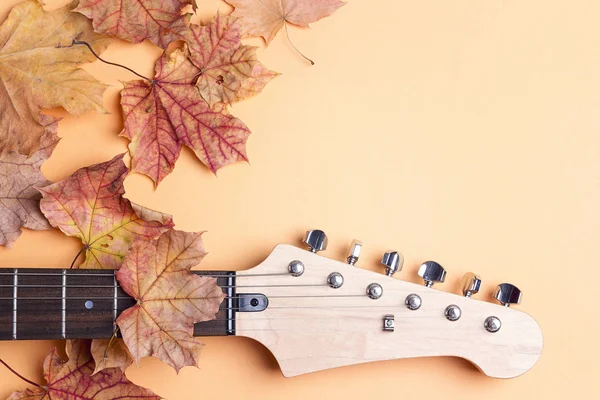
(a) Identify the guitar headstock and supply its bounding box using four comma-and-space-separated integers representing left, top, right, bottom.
235, 230, 543, 378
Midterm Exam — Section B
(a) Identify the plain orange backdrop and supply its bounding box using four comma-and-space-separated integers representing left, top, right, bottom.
1, 0, 598, 398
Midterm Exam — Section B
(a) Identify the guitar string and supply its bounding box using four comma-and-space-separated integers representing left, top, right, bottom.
0, 270, 408, 319
2, 308, 405, 318
0, 284, 327, 289
0, 277, 391, 301
2, 303, 407, 333
2, 274, 413, 325
0, 295, 381, 300
4, 309, 408, 322
1, 304, 405, 312
0, 271, 306, 290
3, 304, 411, 329
0, 272, 286, 278
0, 270, 421, 336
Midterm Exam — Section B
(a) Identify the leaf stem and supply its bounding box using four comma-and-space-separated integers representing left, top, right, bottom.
72, 40, 153, 82
69, 247, 85, 269
104, 326, 120, 360
0, 358, 47, 391
283, 22, 315, 65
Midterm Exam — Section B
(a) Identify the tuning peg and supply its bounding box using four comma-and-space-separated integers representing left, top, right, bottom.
381, 251, 403, 276
303, 230, 328, 253
417, 261, 446, 287
346, 239, 362, 265
460, 272, 482, 297
493, 283, 522, 307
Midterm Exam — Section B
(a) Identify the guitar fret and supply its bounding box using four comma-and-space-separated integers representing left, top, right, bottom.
113, 274, 118, 327
17, 269, 62, 339
66, 270, 119, 339
12, 268, 17, 340
61, 270, 67, 339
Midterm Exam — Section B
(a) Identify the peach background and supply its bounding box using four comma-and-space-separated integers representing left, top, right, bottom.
0, 0, 598, 398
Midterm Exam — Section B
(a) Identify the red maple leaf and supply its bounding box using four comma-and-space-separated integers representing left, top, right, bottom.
121, 47, 251, 185
7, 340, 160, 400
75, 0, 193, 49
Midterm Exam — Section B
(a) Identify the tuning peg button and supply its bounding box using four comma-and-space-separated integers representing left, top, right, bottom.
417, 261, 446, 287
460, 272, 482, 297
303, 230, 328, 253
346, 239, 362, 265
381, 251, 403, 276
494, 283, 522, 307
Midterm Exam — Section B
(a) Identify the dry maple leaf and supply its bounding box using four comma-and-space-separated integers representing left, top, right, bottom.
121, 46, 251, 185
116, 229, 225, 372
91, 339, 134, 374
186, 13, 279, 105
237, 63, 281, 99
38, 153, 174, 269
0, 116, 59, 247
0, 0, 112, 156
224, 0, 345, 44
7, 339, 160, 400
74, 0, 193, 49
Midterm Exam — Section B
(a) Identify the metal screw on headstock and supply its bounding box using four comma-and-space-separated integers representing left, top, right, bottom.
288, 260, 305, 277
303, 230, 328, 253
346, 239, 362, 265
327, 272, 344, 289
445, 304, 461, 321
366, 283, 383, 299
405, 293, 422, 310
484, 316, 502, 333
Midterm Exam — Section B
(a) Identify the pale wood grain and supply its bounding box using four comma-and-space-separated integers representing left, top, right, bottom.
237, 245, 543, 378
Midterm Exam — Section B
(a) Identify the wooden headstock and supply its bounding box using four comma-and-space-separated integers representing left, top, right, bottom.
236, 239, 543, 378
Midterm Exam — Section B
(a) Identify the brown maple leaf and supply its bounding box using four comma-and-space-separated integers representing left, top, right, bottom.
0, 0, 112, 156
224, 0, 345, 44
186, 13, 279, 105
116, 229, 225, 372
121, 46, 251, 185
237, 63, 281, 99
74, 0, 193, 49
38, 154, 174, 269
7, 339, 160, 400
91, 338, 134, 374
0, 116, 59, 247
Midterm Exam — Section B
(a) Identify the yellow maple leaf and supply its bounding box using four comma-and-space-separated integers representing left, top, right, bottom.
0, 0, 112, 156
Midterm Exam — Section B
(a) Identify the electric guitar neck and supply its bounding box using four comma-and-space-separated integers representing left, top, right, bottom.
0, 229, 543, 379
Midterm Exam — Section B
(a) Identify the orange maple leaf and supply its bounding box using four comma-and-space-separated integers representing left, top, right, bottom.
0, 116, 58, 247
90, 339, 134, 375
120, 47, 251, 185
74, 0, 193, 49
224, 0, 345, 44
116, 229, 225, 372
7, 340, 160, 400
0, 0, 111, 156
186, 13, 279, 106
38, 154, 174, 269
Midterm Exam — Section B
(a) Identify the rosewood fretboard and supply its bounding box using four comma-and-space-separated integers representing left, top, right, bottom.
0, 268, 236, 340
